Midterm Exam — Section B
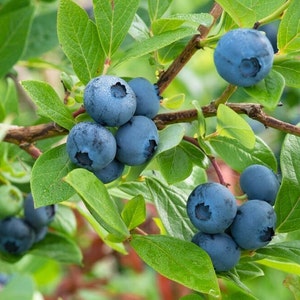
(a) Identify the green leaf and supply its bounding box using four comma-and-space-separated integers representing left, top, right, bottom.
64, 168, 130, 241
21, 80, 75, 130
219, 274, 258, 299
243, 70, 285, 109
0, 274, 34, 300
257, 259, 300, 275
155, 124, 186, 156
110, 180, 153, 202
216, 0, 286, 28
276, 133, 300, 232
148, 0, 173, 22
0, 0, 31, 15
128, 13, 150, 42
173, 166, 207, 195
22, 9, 58, 59
121, 195, 146, 230
235, 262, 264, 282
30, 232, 82, 264
130, 234, 220, 297
0, 5, 34, 78
162, 93, 185, 109
93, 0, 139, 59
75, 203, 127, 254
278, 0, 300, 54
31, 144, 76, 207
256, 241, 300, 266
180, 140, 210, 169
118, 27, 197, 64
273, 59, 300, 88
146, 177, 195, 240
215, 0, 256, 27
216, 104, 256, 149
156, 145, 193, 184
152, 13, 213, 34
1, 160, 31, 184
209, 136, 277, 173
0, 77, 18, 121
57, 0, 104, 84
51, 204, 77, 237
152, 19, 187, 35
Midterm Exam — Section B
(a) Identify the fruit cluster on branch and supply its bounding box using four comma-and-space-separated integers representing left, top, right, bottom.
2, 2, 300, 160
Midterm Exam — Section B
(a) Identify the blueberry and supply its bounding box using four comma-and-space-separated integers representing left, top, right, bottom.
115, 116, 159, 166
259, 22, 279, 53
230, 200, 276, 250
0, 273, 10, 286
93, 159, 125, 184
192, 232, 240, 272
33, 226, 48, 243
23, 194, 56, 230
0, 185, 23, 219
0, 217, 35, 255
66, 122, 117, 171
84, 75, 136, 126
214, 28, 274, 87
128, 77, 161, 118
186, 183, 237, 234
240, 164, 280, 205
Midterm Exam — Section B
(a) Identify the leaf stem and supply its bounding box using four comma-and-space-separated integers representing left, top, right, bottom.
208, 156, 228, 186
134, 227, 148, 236
253, 0, 292, 28
214, 84, 237, 106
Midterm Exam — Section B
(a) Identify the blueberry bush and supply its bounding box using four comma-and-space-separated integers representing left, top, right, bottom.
1, 0, 300, 299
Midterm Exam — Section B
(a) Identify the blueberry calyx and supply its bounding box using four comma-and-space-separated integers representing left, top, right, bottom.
195, 203, 211, 221
239, 57, 261, 77
111, 82, 127, 98
75, 151, 93, 167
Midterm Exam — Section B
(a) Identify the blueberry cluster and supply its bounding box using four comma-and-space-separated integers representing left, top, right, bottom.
186, 164, 279, 272
214, 28, 274, 87
67, 75, 160, 183
0, 193, 56, 256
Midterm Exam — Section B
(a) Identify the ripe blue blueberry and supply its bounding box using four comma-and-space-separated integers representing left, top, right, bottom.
34, 226, 48, 243
23, 193, 56, 231
66, 122, 117, 171
0, 273, 10, 286
259, 22, 279, 53
84, 75, 136, 127
230, 200, 276, 250
186, 182, 237, 234
192, 232, 240, 272
0, 217, 35, 255
240, 164, 280, 205
214, 28, 274, 87
128, 77, 161, 118
93, 159, 125, 184
115, 116, 159, 166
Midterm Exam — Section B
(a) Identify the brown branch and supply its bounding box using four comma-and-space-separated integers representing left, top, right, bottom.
19, 143, 43, 159
154, 103, 300, 137
157, 3, 223, 93
3, 103, 300, 155
3, 122, 67, 145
